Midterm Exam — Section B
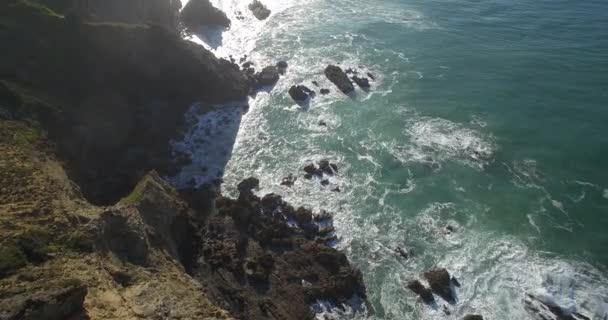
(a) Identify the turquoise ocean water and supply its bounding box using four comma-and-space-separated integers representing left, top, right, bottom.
172, 0, 608, 318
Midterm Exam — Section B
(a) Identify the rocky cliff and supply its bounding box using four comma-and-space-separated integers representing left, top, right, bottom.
0, 1, 366, 319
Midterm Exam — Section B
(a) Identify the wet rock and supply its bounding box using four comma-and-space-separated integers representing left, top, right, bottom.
462, 315, 484, 320
280, 174, 297, 187
318, 120, 327, 126
276, 61, 288, 69
318, 159, 337, 175
451, 276, 461, 288
331, 187, 341, 192
295, 207, 313, 226
367, 72, 376, 80
424, 268, 455, 303
314, 210, 332, 222
312, 81, 319, 87
200, 187, 366, 319
180, 0, 231, 29
248, 0, 271, 20
289, 85, 312, 102
445, 225, 455, 233
242, 61, 253, 69
320, 88, 330, 95
256, 66, 280, 86
352, 76, 371, 89
238, 177, 260, 192
303, 164, 322, 177
395, 246, 408, 259
407, 280, 434, 304
320, 179, 330, 186
324, 65, 355, 94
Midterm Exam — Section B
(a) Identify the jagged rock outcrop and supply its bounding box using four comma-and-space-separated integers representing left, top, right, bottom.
180, 0, 231, 29
197, 184, 366, 319
324, 65, 355, 94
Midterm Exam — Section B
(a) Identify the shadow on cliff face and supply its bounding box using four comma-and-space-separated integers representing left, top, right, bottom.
167, 104, 245, 189
0, 1, 249, 205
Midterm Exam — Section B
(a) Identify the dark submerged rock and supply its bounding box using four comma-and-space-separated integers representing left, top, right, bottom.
407, 280, 434, 304
352, 76, 371, 89
367, 72, 376, 80
462, 315, 484, 320
424, 268, 455, 303
180, 0, 231, 29
324, 65, 355, 94
248, 0, 271, 20
395, 246, 408, 259
320, 88, 330, 95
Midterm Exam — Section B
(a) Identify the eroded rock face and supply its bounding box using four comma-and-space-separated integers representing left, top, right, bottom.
196, 182, 366, 319
324, 65, 354, 94
0, 279, 88, 320
180, 0, 231, 29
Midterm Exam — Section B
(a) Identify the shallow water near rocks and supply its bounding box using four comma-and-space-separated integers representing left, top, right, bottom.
174, 0, 608, 318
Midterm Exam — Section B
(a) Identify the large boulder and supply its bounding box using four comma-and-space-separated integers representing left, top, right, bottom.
324, 65, 354, 94
180, 0, 231, 29
248, 0, 271, 20
424, 268, 455, 303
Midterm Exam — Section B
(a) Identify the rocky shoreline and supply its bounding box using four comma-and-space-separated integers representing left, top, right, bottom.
0, 0, 366, 319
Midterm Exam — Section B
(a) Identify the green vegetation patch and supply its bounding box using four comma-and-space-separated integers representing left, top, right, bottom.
0, 243, 27, 277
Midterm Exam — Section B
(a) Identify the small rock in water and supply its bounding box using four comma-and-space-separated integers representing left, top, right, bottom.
331, 187, 341, 192
451, 276, 461, 288
462, 315, 484, 320
395, 246, 408, 259
367, 72, 376, 80
443, 305, 452, 315
318, 120, 327, 126
248, 0, 271, 20
289, 85, 312, 102
320, 88, 330, 95
320, 179, 330, 186
324, 65, 354, 94
312, 81, 319, 87
280, 174, 297, 187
